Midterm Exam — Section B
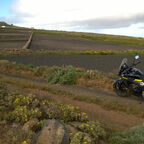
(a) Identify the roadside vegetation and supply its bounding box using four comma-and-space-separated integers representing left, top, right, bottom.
2, 61, 144, 118
0, 82, 107, 144
1, 49, 144, 57
1, 74, 144, 143
0, 60, 115, 90
1, 73, 144, 119
110, 125, 144, 144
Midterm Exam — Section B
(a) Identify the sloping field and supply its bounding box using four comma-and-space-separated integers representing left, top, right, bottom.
0, 27, 31, 33
0, 27, 144, 51
1, 55, 143, 72
0, 41, 26, 49
0, 28, 31, 49
0, 33, 30, 41
30, 33, 144, 51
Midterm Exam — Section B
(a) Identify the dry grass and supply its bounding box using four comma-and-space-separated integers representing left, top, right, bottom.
77, 77, 114, 91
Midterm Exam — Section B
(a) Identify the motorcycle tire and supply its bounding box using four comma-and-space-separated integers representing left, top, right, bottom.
113, 81, 128, 97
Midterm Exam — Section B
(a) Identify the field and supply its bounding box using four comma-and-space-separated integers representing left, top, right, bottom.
1, 54, 144, 72
1, 25, 144, 144
30, 33, 144, 51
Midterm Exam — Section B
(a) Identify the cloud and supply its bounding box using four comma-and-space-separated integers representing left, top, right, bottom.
67, 13, 144, 29
1, 0, 144, 37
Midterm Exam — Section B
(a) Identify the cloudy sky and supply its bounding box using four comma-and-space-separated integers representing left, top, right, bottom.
0, 0, 144, 37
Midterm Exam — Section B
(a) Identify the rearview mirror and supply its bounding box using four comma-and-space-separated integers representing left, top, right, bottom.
135, 55, 139, 60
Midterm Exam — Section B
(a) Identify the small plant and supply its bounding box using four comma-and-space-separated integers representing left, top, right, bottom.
70, 132, 93, 144
74, 121, 106, 142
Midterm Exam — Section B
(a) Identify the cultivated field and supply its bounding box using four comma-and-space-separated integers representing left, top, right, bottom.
30, 33, 144, 51
1, 54, 144, 72
1, 26, 144, 144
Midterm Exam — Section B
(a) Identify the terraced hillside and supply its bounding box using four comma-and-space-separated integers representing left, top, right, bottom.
0, 27, 31, 49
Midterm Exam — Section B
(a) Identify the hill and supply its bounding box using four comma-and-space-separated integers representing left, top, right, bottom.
0, 21, 10, 26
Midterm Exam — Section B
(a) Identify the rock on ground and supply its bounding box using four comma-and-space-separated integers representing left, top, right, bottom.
35, 119, 69, 144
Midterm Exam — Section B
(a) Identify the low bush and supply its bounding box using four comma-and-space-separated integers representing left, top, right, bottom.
1, 91, 88, 124
110, 125, 144, 144
45, 65, 84, 85
70, 132, 93, 144
74, 121, 106, 143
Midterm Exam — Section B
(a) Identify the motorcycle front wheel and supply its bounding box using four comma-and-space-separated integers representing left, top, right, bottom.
113, 81, 128, 97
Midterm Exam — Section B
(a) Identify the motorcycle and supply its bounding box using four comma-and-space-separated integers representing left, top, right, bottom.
113, 55, 144, 99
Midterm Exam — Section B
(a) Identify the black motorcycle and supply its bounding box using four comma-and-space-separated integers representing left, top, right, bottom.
113, 55, 144, 99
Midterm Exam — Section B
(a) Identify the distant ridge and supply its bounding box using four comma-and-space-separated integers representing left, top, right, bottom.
0, 21, 10, 26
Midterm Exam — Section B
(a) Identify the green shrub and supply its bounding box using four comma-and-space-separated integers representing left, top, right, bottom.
110, 125, 144, 144
45, 66, 84, 85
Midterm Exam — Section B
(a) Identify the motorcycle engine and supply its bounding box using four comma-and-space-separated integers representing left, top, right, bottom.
132, 84, 141, 92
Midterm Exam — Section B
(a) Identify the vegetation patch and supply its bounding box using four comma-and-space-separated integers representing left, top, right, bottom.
110, 125, 144, 144
45, 66, 84, 85
0, 81, 106, 144
1, 49, 144, 57
0, 61, 115, 90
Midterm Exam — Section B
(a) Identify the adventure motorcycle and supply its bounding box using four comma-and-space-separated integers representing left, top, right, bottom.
113, 55, 144, 99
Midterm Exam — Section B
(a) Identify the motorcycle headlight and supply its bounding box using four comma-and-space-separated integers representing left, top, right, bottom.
140, 82, 144, 86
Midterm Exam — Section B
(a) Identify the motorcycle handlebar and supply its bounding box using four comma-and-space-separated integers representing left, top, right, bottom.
131, 61, 141, 67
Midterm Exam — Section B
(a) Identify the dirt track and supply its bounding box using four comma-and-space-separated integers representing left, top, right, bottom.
1, 55, 144, 72
30, 34, 144, 51
1, 73, 144, 130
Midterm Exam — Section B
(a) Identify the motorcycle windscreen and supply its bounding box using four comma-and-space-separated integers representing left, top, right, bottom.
119, 58, 128, 71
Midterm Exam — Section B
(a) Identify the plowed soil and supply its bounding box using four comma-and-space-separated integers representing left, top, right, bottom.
30, 34, 144, 51
1, 55, 144, 72
0, 41, 26, 49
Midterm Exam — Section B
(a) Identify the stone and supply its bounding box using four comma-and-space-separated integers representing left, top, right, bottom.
35, 119, 69, 144
22, 118, 38, 132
